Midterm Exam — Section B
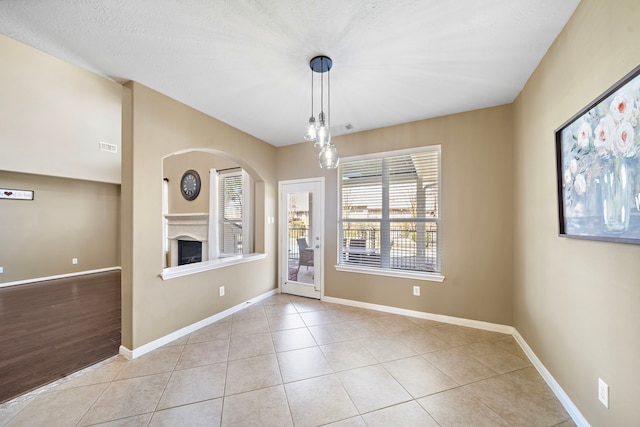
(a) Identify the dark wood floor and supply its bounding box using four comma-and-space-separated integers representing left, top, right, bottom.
0, 270, 121, 404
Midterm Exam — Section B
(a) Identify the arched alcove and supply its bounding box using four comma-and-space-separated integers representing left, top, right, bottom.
162, 149, 265, 274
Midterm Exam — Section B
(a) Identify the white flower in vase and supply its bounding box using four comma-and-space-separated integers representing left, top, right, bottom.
609, 93, 634, 123
613, 121, 636, 158
574, 173, 587, 196
569, 158, 578, 175
594, 115, 615, 157
577, 120, 592, 149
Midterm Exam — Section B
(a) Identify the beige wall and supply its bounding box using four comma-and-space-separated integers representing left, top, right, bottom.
6, 3, 640, 422
0, 171, 120, 284
121, 82, 277, 349
0, 36, 122, 285
278, 105, 515, 326
513, 0, 640, 424
0, 35, 121, 184
164, 151, 239, 214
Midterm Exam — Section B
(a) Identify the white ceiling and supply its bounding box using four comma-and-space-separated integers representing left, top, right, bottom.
0, 0, 580, 147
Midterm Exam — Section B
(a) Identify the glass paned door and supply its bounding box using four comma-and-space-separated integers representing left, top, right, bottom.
279, 179, 324, 299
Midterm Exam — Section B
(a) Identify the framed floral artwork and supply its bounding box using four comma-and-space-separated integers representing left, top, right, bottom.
556, 64, 640, 244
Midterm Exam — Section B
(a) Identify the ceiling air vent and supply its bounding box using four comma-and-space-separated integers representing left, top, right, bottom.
331, 123, 354, 136
98, 142, 118, 153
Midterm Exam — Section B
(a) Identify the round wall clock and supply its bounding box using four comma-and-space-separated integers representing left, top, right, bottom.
180, 169, 201, 201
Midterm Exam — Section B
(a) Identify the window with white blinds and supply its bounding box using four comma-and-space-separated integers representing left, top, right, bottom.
338, 146, 441, 275
219, 172, 243, 255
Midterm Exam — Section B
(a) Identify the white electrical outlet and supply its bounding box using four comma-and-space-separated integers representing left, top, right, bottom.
413, 286, 420, 296
72, 258, 78, 265
219, 286, 225, 297
598, 378, 609, 408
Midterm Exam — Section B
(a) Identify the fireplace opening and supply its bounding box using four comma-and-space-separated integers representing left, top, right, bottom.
178, 240, 202, 265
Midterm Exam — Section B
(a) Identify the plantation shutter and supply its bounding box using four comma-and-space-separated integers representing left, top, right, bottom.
219, 173, 243, 255
338, 147, 441, 273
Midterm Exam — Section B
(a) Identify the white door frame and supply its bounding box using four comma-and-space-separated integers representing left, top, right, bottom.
278, 177, 325, 299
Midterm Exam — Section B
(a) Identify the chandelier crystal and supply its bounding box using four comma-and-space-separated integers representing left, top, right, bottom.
303, 116, 317, 141
314, 112, 330, 148
319, 143, 339, 169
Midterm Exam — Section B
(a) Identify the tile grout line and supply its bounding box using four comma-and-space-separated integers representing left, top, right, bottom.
4, 295, 571, 426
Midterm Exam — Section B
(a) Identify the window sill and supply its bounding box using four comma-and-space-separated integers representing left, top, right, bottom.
335, 264, 445, 282
161, 253, 267, 280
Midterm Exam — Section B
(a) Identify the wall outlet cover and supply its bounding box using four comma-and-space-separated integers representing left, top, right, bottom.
598, 378, 609, 408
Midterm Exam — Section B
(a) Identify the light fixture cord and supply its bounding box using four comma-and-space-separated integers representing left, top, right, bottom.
327, 66, 331, 128
320, 57, 324, 117
310, 65, 314, 117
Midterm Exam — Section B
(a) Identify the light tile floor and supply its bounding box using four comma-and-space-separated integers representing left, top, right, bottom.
0, 294, 576, 426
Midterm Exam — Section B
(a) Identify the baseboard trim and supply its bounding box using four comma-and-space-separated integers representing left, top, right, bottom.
120, 291, 588, 426
0, 267, 122, 289
322, 296, 514, 334
119, 288, 278, 360
322, 296, 589, 426
512, 330, 590, 427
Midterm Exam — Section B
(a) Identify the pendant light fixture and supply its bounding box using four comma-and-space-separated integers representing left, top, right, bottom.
304, 55, 339, 169
303, 68, 317, 142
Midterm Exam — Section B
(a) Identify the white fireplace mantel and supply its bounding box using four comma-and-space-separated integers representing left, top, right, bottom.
164, 213, 209, 240
165, 213, 210, 266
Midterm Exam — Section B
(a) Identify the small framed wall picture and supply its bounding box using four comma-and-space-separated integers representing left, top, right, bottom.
0, 188, 34, 200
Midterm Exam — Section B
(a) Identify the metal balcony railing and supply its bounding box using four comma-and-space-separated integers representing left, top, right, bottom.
289, 225, 439, 272
288, 227, 309, 259
341, 226, 438, 272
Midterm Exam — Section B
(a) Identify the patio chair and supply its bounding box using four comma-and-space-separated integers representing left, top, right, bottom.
297, 238, 314, 274
347, 238, 366, 263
